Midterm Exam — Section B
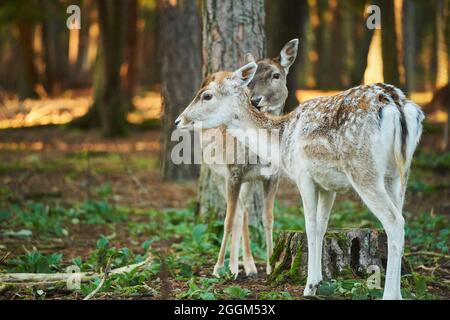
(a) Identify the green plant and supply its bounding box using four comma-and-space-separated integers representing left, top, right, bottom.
223, 285, 251, 299
177, 277, 219, 300
3, 200, 129, 238
317, 279, 383, 300
413, 152, 450, 170
405, 211, 449, 255
10, 250, 62, 273
258, 291, 293, 300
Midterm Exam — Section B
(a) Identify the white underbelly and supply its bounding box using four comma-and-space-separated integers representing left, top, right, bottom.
307, 162, 351, 192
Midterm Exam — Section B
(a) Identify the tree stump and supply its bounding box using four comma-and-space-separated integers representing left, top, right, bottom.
269, 229, 407, 284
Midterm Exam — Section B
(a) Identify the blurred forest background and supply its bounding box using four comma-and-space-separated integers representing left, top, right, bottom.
0, 0, 449, 300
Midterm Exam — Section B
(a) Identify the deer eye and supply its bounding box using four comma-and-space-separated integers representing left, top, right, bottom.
272, 72, 280, 79
202, 92, 213, 101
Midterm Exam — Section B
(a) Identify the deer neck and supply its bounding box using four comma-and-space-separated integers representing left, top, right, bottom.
227, 98, 288, 167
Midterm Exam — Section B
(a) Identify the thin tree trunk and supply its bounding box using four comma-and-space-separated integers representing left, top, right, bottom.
41, 0, 57, 94
140, 5, 159, 87
435, 0, 448, 89
97, 0, 127, 137
123, 0, 138, 111
330, 0, 344, 89
378, 0, 401, 86
159, 0, 201, 181
349, 0, 374, 86
266, 0, 308, 110
16, 20, 39, 99
198, 0, 266, 222
402, 0, 415, 95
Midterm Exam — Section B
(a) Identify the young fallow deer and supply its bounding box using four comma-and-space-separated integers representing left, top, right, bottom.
198, 39, 298, 278
176, 62, 424, 300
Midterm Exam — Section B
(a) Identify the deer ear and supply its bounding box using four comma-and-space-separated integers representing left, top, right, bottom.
279, 38, 299, 71
232, 62, 258, 87
244, 53, 256, 64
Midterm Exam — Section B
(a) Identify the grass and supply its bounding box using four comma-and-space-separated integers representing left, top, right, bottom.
1, 179, 449, 300
0, 185, 129, 238
0, 195, 450, 299
0, 151, 158, 176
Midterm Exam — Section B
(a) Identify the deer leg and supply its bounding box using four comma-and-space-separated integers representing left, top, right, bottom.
386, 167, 410, 211
315, 189, 335, 283
262, 178, 279, 275
296, 176, 319, 296
241, 204, 258, 276
239, 182, 257, 276
229, 201, 244, 278
239, 182, 258, 276
213, 178, 242, 277
350, 176, 404, 300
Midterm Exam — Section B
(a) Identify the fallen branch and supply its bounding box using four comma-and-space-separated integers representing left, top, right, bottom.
405, 251, 450, 260
0, 252, 10, 265
0, 256, 152, 286
83, 256, 112, 300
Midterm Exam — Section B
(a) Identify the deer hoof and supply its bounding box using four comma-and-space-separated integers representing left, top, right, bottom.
266, 265, 272, 275
244, 261, 258, 277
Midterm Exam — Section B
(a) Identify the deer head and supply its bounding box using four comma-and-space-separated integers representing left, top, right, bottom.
247, 38, 298, 114
175, 62, 258, 130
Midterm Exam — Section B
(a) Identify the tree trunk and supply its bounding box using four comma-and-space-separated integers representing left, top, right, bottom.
41, 0, 57, 94
96, 0, 127, 137
269, 229, 409, 284
16, 20, 39, 99
123, 0, 138, 111
198, 0, 266, 222
313, 0, 328, 88
349, 0, 374, 86
402, 0, 415, 95
329, 0, 344, 89
435, 0, 448, 89
266, 0, 308, 110
140, 4, 159, 88
158, 0, 201, 181
378, 0, 401, 86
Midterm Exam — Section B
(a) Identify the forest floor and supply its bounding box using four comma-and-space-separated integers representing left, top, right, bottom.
0, 124, 449, 300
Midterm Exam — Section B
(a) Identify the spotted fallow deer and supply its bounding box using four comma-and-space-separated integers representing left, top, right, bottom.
201, 39, 298, 277
176, 62, 425, 300
196, 39, 298, 278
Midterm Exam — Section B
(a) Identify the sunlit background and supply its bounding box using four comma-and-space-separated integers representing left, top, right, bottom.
0, 0, 448, 129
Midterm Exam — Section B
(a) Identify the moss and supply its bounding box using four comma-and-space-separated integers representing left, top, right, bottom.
337, 265, 355, 279
288, 236, 305, 283
269, 233, 305, 285
269, 232, 286, 266
268, 233, 288, 283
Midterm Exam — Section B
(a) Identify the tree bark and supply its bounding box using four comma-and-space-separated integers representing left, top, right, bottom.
349, 0, 374, 86
378, 0, 401, 86
435, 0, 448, 89
269, 229, 409, 284
96, 0, 127, 137
265, 0, 308, 110
16, 20, 39, 99
123, 0, 138, 111
198, 0, 266, 222
402, 0, 415, 95
158, 0, 201, 181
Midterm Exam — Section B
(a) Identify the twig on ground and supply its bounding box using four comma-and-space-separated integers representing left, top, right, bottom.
405, 251, 450, 260
83, 257, 112, 300
0, 251, 11, 265
0, 256, 152, 286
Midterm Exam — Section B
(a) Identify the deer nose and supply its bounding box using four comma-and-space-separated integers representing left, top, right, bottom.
175, 117, 181, 126
251, 96, 262, 108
